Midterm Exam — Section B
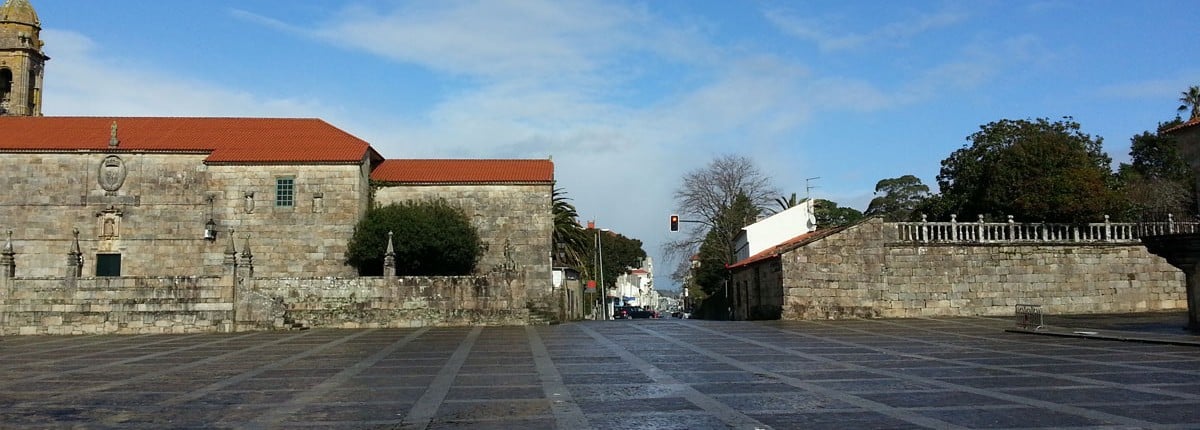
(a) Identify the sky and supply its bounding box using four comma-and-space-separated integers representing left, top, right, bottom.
30, 0, 1200, 290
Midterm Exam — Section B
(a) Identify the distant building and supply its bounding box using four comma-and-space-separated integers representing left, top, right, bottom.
615, 257, 655, 307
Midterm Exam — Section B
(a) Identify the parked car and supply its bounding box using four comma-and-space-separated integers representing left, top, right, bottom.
627, 307, 659, 319
613, 306, 660, 319
613, 306, 638, 319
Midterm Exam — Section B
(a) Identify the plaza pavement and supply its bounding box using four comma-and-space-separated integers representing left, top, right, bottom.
1, 313, 1199, 429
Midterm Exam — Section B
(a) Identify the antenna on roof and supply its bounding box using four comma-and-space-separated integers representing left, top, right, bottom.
108, 121, 119, 148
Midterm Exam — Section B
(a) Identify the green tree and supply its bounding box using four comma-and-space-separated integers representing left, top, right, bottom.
1179, 85, 1200, 120
582, 229, 647, 290
813, 199, 864, 228
864, 175, 930, 221
1116, 119, 1194, 220
346, 200, 481, 276
935, 117, 1117, 223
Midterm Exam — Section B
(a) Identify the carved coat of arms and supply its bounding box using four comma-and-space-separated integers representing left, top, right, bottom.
98, 155, 126, 192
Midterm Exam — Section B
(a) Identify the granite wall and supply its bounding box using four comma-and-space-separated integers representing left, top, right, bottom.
741, 218, 1187, 320
0, 271, 535, 335
0, 152, 371, 278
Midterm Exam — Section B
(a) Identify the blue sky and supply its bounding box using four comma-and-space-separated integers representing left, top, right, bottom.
33, 0, 1200, 288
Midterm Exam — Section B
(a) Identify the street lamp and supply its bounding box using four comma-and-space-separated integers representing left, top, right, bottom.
594, 227, 610, 320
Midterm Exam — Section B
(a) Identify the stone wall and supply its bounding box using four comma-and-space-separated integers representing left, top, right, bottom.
239, 273, 529, 329
0, 152, 370, 278
0, 272, 535, 335
373, 183, 553, 297
0, 276, 232, 335
758, 218, 1186, 320
207, 161, 370, 277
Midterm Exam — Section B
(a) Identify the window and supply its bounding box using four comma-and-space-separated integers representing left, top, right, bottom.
96, 254, 121, 277
275, 177, 295, 207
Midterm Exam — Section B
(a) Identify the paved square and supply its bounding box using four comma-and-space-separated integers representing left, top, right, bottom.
2, 317, 1199, 429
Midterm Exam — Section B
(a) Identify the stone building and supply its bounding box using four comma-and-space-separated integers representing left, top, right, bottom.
0, 1, 560, 333
0, 0, 46, 116
0, 118, 554, 284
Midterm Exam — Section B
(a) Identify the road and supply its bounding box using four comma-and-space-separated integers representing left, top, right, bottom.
1, 317, 1199, 429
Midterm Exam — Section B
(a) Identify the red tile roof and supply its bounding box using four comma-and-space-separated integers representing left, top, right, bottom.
726, 227, 844, 270
1165, 116, 1200, 134
0, 117, 379, 163
371, 159, 554, 184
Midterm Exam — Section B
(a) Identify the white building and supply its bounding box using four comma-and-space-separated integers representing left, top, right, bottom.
615, 257, 656, 308
733, 199, 816, 262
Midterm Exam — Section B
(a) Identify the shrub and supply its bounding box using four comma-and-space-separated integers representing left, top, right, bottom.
346, 200, 481, 276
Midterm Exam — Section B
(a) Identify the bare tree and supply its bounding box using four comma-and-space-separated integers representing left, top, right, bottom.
664, 154, 777, 280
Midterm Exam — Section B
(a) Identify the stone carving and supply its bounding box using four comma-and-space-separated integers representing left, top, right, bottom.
96, 206, 122, 239
243, 191, 255, 214
97, 155, 126, 192
108, 121, 120, 148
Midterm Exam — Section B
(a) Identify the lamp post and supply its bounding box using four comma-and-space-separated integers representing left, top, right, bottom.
590, 223, 612, 321
596, 227, 608, 320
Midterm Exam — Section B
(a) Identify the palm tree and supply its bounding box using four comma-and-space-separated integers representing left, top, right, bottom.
551, 188, 588, 272
769, 192, 800, 214
1178, 85, 1200, 120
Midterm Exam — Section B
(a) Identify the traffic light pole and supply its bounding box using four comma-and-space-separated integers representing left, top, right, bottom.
668, 214, 704, 232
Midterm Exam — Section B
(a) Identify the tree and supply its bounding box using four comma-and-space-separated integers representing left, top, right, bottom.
582, 229, 647, 289
1116, 119, 1194, 220
551, 188, 588, 273
935, 117, 1118, 223
1179, 85, 1200, 120
769, 192, 801, 214
666, 155, 776, 319
346, 200, 481, 276
684, 195, 759, 319
864, 175, 930, 221
813, 199, 863, 228
665, 154, 777, 267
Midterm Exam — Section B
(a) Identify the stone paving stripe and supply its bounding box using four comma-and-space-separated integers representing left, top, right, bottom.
578, 323, 772, 430
526, 325, 590, 430
165, 328, 386, 405
0, 333, 205, 364
632, 323, 966, 430
864, 318, 1200, 401
39, 330, 320, 401
0, 333, 160, 359
398, 326, 482, 429
752, 320, 1161, 428
0, 331, 263, 390
249, 328, 429, 426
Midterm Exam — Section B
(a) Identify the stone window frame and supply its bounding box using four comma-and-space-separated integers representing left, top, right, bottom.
275, 176, 295, 208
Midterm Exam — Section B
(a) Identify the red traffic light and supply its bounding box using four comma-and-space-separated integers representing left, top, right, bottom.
670, 215, 679, 231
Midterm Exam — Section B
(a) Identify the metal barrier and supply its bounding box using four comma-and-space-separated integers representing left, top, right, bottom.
1015, 304, 1043, 330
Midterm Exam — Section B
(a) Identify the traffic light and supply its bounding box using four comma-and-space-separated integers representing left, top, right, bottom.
670, 214, 679, 231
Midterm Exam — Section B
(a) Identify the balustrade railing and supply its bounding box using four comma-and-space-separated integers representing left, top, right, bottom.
894, 214, 1200, 244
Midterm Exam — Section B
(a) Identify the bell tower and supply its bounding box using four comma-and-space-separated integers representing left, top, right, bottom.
0, 0, 47, 116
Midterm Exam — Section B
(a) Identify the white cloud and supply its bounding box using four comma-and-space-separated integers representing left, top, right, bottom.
303, 0, 652, 83
40, 29, 324, 118
765, 7, 967, 52
1097, 74, 1200, 101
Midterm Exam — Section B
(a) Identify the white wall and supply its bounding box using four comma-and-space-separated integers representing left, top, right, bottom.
734, 199, 816, 261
